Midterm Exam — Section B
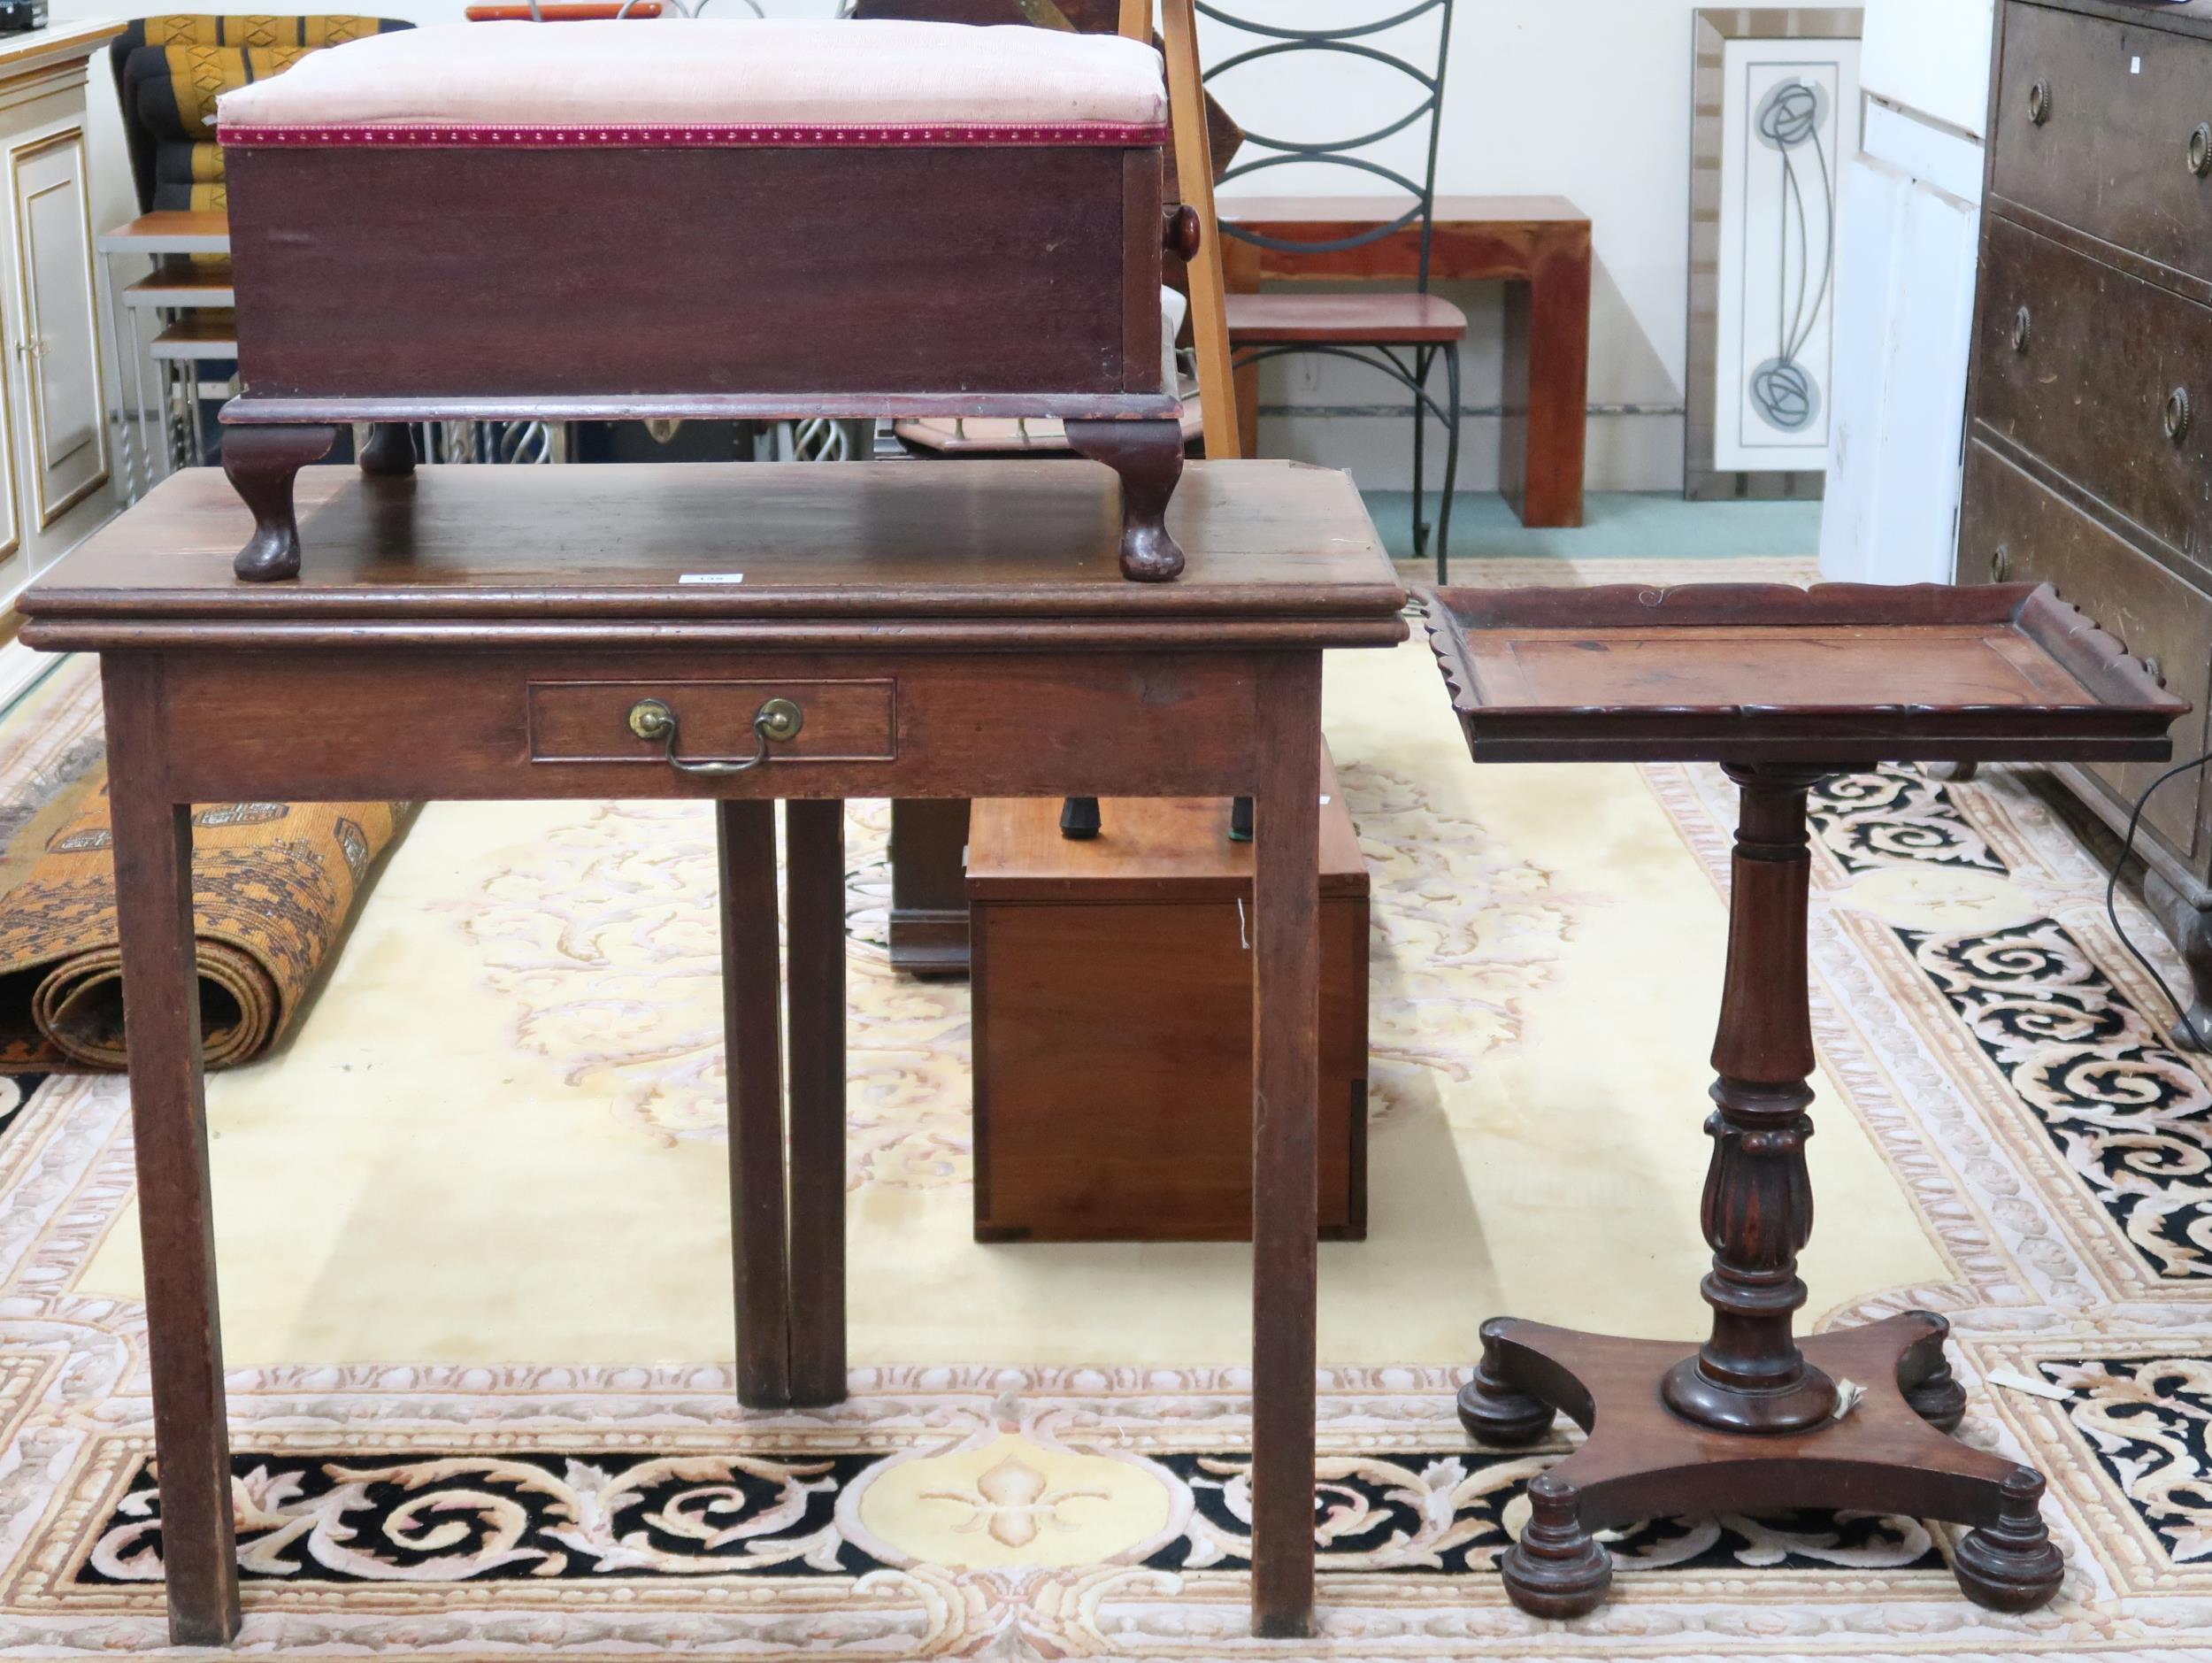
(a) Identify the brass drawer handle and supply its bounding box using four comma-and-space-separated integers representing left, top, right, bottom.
2192, 122, 2212, 178
2028, 79, 2052, 126
1990, 543, 2012, 583
2166, 386, 2193, 444
2011, 305, 2032, 353
626, 696, 804, 776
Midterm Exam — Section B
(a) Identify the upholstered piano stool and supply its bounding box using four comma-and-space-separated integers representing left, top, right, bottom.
213, 19, 1188, 581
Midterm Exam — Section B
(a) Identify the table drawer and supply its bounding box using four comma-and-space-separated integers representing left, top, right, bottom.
1992, 2, 2212, 287
529, 677, 896, 766
1976, 214, 2212, 567
1961, 438, 2211, 860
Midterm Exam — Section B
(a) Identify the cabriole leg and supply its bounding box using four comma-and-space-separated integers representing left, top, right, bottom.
221, 424, 339, 582
1065, 417, 1187, 581
357, 421, 418, 478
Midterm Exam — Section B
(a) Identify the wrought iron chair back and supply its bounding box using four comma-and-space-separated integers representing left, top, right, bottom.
1197, 0, 1455, 289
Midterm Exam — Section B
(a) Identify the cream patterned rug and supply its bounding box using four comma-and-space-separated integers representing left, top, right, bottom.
1, 557, 2209, 1658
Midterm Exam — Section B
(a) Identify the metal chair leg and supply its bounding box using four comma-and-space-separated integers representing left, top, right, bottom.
1411, 343, 1432, 560
1437, 341, 1463, 585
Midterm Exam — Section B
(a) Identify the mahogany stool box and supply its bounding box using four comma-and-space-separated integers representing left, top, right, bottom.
967, 748, 1369, 1243
211, 18, 1190, 582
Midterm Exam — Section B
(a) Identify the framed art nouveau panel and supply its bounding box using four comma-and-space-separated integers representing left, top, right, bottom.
1688, 7, 1864, 500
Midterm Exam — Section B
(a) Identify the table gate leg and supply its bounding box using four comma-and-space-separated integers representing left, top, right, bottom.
720, 799, 792, 1408
783, 799, 849, 1406
1248, 656, 1322, 1637
105, 658, 241, 1646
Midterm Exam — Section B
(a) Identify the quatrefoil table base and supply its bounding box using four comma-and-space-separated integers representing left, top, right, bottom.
1458, 1313, 2057, 1616
1423, 579, 2191, 1621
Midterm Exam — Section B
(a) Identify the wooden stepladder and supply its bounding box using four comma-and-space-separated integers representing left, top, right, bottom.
1124, 0, 1241, 459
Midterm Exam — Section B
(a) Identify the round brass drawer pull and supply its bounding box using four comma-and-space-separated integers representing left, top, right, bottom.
1990, 544, 2012, 583
2011, 305, 2032, 353
626, 695, 804, 776
2028, 79, 2053, 126
2166, 386, 2193, 444
2192, 122, 2212, 178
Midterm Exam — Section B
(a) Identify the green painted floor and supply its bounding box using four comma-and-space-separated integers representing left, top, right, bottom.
1362, 490, 1824, 570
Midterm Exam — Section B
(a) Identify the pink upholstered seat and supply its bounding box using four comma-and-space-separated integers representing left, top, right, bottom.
216, 18, 1167, 145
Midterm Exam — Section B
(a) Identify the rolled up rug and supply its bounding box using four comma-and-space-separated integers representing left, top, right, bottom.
0, 769, 411, 1069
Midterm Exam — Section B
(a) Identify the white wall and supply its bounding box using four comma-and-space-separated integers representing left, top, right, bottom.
58, 0, 1728, 492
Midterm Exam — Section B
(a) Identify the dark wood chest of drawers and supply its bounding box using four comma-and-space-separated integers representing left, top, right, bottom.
1961, 0, 2212, 1045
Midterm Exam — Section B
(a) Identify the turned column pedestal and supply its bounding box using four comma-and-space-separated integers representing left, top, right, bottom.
1457, 766, 2060, 1617
1420, 578, 2193, 1623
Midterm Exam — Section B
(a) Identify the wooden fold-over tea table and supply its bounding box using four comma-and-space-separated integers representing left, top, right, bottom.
1423, 581, 2189, 1619
19, 458, 1406, 1647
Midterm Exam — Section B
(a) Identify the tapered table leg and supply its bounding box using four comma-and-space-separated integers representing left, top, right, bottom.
783, 799, 849, 1406
720, 799, 791, 1408
1248, 655, 1322, 1636
105, 657, 240, 1646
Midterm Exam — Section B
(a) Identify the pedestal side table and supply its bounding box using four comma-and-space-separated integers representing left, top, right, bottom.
20, 457, 1406, 1646
1421, 580, 2189, 1618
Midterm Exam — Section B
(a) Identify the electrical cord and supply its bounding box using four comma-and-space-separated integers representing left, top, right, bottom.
2102, 747, 2212, 1054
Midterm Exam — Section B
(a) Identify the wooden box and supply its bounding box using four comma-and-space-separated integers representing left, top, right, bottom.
967, 750, 1369, 1243
211, 19, 1189, 583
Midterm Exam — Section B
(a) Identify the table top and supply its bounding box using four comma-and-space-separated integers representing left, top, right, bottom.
1423, 581, 2190, 765
22, 459, 1408, 652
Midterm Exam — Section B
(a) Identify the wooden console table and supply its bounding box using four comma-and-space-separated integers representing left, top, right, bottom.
1423, 581, 2186, 1617
20, 458, 1405, 1646
1217, 195, 1592, 528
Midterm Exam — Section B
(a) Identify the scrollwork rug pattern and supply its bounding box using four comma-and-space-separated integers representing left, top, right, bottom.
4, 559, 2212, 1659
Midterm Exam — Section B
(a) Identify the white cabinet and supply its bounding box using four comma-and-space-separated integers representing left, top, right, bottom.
1819, 0, 1994, 584
0, 24, 116, 610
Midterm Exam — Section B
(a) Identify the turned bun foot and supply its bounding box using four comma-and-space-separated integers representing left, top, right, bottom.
1064, 417, 1187, 583
1906, 1369, 1970, 1434
1952, 1470, 2065, 1613
1459, 1320, 1556, 1447
1500, 1474, 1612, 1620
1059, 796, 1102, 840
1901, 1314, 1970, 1434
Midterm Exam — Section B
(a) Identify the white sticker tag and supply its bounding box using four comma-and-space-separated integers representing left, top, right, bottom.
2132, 56, 2142, 73
1987, 1367, 2072, 1402
1320, 795, 1333, 805
678, 573, 746, 585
